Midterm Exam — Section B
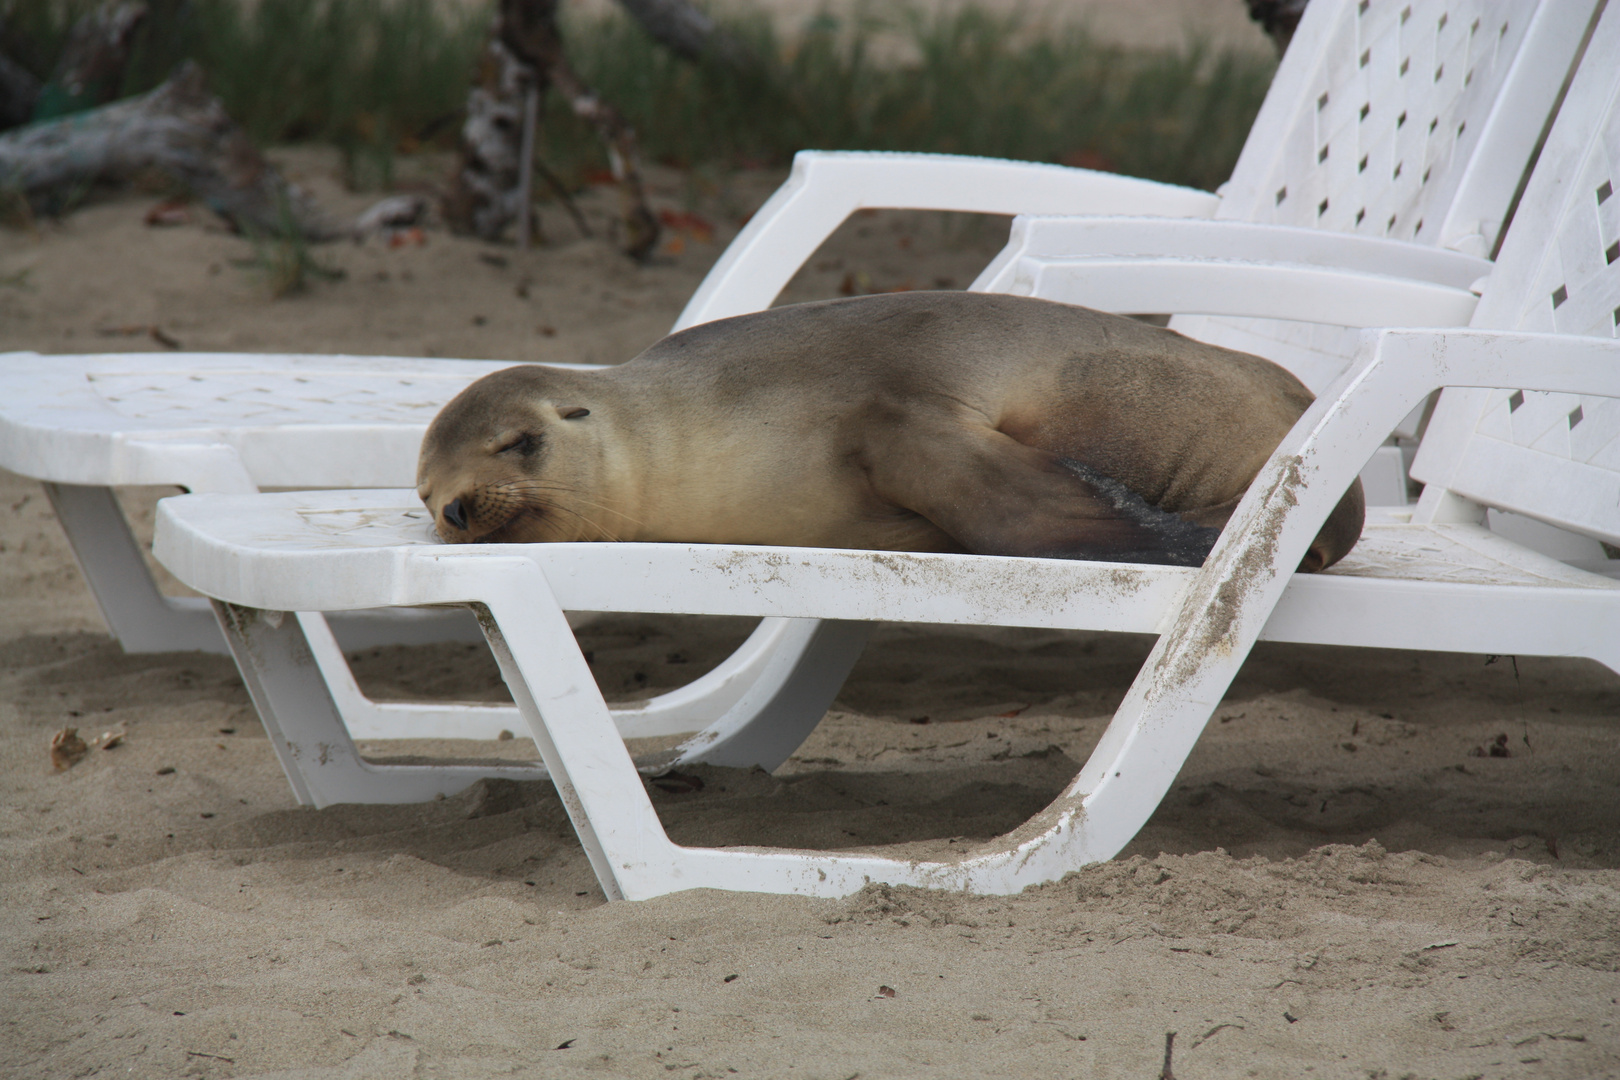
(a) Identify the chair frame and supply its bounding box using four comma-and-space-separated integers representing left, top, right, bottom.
152, 324, 1620, 899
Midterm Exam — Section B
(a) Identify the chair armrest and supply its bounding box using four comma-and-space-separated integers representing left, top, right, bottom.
673, 150, 1219, 330
1004, 254, 1480, 328
972, 215, 1493, 294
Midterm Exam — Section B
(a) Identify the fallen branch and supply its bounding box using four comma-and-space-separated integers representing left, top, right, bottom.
0, 61, 337, 239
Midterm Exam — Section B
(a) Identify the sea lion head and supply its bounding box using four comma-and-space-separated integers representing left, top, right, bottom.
417, 365, 612, 544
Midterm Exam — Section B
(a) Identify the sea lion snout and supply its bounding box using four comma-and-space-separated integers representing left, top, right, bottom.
418, 368, 616, 545
425, 484, 534, 543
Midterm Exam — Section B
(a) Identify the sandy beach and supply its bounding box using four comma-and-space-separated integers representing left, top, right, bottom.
3, 84, 1620, 1080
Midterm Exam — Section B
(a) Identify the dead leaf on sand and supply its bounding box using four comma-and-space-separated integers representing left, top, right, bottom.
650, 770, 705, 795
49, 727, 88, 771
144, 200, 193, 227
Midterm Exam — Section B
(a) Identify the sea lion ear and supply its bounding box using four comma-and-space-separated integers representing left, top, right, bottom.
557, 406, 590, 420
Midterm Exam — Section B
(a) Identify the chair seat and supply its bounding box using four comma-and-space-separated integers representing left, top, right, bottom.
0, 352, 544, 487
154, 489, 1619, 646
1330, 521, 1619, 589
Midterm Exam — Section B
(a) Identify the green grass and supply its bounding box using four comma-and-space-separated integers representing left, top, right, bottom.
2, 0, 1274, 193
235, 189, 348, 295
562, 5, 1273, 192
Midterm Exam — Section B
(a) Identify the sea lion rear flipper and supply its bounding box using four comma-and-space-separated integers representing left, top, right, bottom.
869, 425, 1219, 566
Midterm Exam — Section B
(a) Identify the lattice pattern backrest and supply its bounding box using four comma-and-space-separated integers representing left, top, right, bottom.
1172, 0, 1592, 392
1228, 0, 1539, 250
1411, 7, 1620, 543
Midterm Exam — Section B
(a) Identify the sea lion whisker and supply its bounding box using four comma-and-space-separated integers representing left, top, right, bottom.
490, 485, 628, 539
497, 480, 645, 530
489, 501, 621, 544
542, 501, 630, 541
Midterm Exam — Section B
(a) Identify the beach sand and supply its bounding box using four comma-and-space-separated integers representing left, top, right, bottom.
3, 142, 1619, 1077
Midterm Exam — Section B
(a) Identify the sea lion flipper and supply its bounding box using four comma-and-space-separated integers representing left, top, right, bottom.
870, 425, 1220, 566
1046, 458, 1223, 566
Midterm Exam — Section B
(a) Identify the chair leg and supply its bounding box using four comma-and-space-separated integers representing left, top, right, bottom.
474, 575, 894, 900
463, 414, 1354, 899
212, 601, 545, 808
47, 473, 857, 758
307, 610, 862, 756
608, 617, 817, 739
44, 481, 489, 656
218, 604, 859, 804
472, 568, 1221, 900
667, 619, 869, 771
45, 482, 228, 653
473, 591, 675, 901
293, 608, 527, 741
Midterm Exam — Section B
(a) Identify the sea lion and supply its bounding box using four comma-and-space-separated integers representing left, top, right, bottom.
417, 292, 1364, 570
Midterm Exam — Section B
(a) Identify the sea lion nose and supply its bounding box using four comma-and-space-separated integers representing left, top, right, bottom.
442, 498, 469, 531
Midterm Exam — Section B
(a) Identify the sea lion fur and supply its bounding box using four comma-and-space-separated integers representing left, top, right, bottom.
417, 292, 1363, 570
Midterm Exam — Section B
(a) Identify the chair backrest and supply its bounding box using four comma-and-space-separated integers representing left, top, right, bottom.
1172, 0, 1601, 393
1410, 4, 1620, 545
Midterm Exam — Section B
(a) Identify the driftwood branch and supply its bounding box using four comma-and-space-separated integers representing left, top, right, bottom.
0, 61, 337, 238
445, 0, 659, 260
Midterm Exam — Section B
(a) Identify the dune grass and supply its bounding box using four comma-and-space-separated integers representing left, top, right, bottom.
2, 0, 1274, 192
563, 5, 1274, 191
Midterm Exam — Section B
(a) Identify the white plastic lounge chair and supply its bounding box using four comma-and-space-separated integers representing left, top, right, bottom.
147, 3, 1620, 899
0, 0, 1595, 760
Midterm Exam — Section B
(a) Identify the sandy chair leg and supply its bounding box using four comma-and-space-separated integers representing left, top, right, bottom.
46, 474, 863, 757
472, 585, 676, 901
212, 601, 544, 807
236, 608, 862, 801
45, 480, 493, 656
45, 482, 227, 653
42, 482, 783, 746
315, 609, 864, 756
468, 573, 889, 900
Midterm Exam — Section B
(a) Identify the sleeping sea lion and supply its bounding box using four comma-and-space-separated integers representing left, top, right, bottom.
417, 292, 1363, 570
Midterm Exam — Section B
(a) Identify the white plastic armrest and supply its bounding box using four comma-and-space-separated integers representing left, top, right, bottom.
1006, 254, 1480, 328
674, 150, 1219, 330
972, 215, 1492, 294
